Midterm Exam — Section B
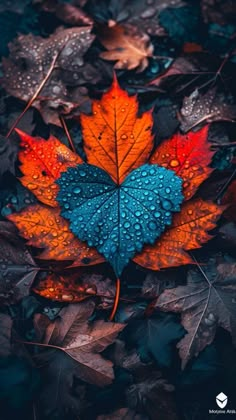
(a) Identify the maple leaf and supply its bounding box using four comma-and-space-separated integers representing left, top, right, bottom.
89, 0, 184, 36
10, 77, 222, 276
0, 134, 18, 177
150, 126, 214, 200
134, 199, 222, 270
2, 27, 97, 125
15, 129, 82, 207
8, 204, 104, 266
0, 221, 39, 303
178, 88, 236, 132
33, 269, 115, 306
34, 302, 125, 386
155, 259, 236, 368
128, 314, 185, 367
80, 76, 154, 184
57, 163, 183, 276
98, 23, 153, 72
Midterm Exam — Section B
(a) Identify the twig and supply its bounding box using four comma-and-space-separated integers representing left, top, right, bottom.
216, 167, 236, 201
59, 115, 76, 153
6, 53, 60, 139
109, 278, 121, 321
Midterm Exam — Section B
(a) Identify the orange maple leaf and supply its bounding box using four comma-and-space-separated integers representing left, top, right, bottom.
81, 76, 154, 184
16, 129, 82, 207
134, 199, 222, 270
8, 204, 104, 266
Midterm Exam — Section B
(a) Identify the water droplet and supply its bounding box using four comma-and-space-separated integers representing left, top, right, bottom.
73, 187, 81, 194
161, 200, 172, 210
148, 221, 157, 230
124, 221, 130, 228
170, 159, 180, 168
134, 223, 141, 230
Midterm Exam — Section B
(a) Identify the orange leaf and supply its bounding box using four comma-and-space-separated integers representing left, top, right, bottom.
16, 129, 82, 207
150, 126, 214, 200
8, 205, 104, 266
33, 271, 97, 302
133, 199, 222, 270
98, 23, 153, 72
81, 76, 154, 184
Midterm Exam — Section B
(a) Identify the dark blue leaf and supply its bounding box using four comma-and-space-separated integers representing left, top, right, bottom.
159, 5, 201, 46
127, 313, 186, 367
57, 163, 183, 276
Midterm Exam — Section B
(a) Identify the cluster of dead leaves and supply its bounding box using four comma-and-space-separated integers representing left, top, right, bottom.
7, 79, 223, 275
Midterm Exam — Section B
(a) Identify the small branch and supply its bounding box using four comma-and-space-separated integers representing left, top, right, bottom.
216, 167, 236, 201
211, 141, 236, 148
15, 338, 62, 351
109, 278, 121, 321
59, 115, 76, 153
6, 53, 60, 139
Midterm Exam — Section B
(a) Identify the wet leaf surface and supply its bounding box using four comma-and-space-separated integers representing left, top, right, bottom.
155, 258, 236, 367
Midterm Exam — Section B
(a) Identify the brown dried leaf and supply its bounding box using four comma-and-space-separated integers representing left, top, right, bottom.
106, 0, 184, 36
37, 0, 93, 26
178, 87, 236, 132
155, 260, 236, 367
99, 23, 153, 72
2, 27, 97, 125
0, 314, 13, 357
0, 221, 38, 303
34, 302, 125, 386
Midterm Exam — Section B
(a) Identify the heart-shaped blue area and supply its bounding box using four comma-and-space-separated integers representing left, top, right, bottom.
56, 163, 183, 276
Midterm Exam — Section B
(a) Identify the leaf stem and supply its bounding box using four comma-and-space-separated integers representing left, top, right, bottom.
6, 53, 60, 139
109, 277, 120, 321
59, 115, 76, 153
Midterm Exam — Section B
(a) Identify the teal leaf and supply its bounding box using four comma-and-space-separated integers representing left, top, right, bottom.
57, 163, 183, 276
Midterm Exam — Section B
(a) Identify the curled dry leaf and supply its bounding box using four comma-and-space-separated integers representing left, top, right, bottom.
34, 301, 125, 386
0, 221, 39, 303
98, 23, 154, 72
8, 204, 104, 266
2, 27, 97, 125
155, 260, 236, 368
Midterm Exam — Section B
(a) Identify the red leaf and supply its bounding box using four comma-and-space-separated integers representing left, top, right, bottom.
150, 126, 214, 200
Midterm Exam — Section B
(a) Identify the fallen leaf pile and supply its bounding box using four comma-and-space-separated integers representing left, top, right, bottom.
8, 78, 222, 277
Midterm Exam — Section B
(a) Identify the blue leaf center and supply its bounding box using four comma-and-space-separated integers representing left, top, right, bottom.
57, 163, 183, 276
